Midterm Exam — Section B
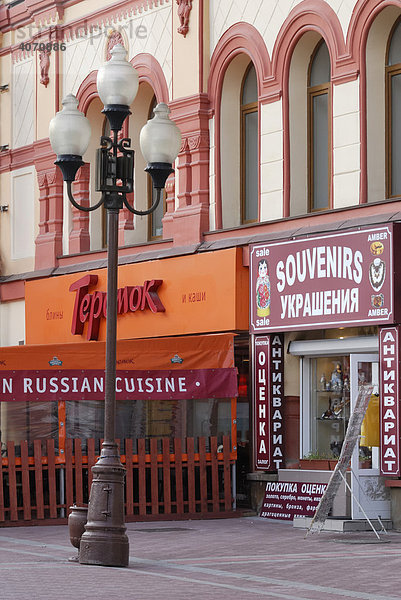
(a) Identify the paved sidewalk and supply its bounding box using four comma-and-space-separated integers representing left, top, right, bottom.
0, 517, 401, 599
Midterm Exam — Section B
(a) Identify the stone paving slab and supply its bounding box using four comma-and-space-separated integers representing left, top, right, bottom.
0, 517, 401, 599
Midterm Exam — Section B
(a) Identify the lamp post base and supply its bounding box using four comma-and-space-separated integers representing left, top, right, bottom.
79, 441, 129, 567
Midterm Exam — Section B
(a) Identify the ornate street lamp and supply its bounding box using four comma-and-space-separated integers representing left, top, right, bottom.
49, 44, 181, 568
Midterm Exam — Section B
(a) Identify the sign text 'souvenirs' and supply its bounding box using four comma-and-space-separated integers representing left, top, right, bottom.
250, 226, 394, 332
69, 274, 165, 340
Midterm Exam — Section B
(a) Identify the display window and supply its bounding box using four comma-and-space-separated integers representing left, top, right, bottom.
0, 397, 235, 457
65, 397, 233, 452
0, 402, 59, 456
308, 355, 350, 459
303, 353, 380, 467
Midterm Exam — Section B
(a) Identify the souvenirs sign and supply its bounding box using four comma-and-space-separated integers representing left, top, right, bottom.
250, 226, 395, 332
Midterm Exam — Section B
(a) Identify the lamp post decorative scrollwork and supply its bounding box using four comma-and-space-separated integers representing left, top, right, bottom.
49, 44, 181, 568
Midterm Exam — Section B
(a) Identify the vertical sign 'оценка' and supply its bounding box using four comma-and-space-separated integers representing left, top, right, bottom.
253, 334, 285, 471
254, 336, 270, 470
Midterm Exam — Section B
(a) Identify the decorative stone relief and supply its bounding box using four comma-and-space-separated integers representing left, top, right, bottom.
177, 0, 192, 37
39, 49, 51, 87
362, 477, 390, 501
106, 29, 126, 60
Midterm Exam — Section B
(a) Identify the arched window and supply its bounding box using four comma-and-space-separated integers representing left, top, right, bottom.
308, 41, 331, 211
240, 64, 258, 223
148, 96, 166, 240
386, 19, 401, 198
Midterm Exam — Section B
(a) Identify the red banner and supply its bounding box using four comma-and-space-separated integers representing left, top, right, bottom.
379, 327, 400, 476
250, 226, 395, 332
0, 368, 238, 402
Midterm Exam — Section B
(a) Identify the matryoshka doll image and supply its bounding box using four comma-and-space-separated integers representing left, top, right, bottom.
256, 259, 270, 317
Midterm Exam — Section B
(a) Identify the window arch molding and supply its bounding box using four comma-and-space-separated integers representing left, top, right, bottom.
240, 63, 258, 224
385, 14, 401, 199
76, 70, 98, 115
346, 0, 401, 204
218, 55, 259, 229
284, 32, 333, 217
272, 4, 348, 217
361, 5, 401, 203
307, 39, 332, 212
76, 54, 169, 113
130, 53, 169, 104
208, 23, 269, 230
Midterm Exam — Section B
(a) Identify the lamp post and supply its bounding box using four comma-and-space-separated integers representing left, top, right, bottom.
49, 44, 181, 568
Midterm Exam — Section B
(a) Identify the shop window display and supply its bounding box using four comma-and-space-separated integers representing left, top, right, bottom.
0, 402, 58, 456
309, 356, 350, 458
66, 398, 232, 453
0, 397, 233, 457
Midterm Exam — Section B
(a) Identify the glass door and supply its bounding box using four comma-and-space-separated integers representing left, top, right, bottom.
350, 354, 391, 519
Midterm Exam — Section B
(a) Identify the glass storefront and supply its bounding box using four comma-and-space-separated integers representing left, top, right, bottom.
308, 355, 350, 458
0, 402, 59, 456
0, 397, 234, 456
66, 397, 233, 452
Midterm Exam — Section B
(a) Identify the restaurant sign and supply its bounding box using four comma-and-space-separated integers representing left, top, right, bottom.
250, 226, 395, 332
0, 368, 238, 402
70, 274, 165, 340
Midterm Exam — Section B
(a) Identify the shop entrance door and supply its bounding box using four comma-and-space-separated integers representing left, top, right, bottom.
350, 354, 391, 520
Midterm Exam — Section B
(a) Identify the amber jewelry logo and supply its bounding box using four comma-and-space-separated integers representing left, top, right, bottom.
369, 258, 386, 292
371, 294, 384, 308
49, 357, 63, 366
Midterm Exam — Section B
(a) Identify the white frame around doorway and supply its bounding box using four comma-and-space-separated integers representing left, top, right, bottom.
291, 336, 379, 459
350, 353, 391, 519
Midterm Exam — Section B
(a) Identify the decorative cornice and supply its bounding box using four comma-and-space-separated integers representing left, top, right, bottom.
0, 0, 171, 38
0, 138, 54, 175
0, 0, 64, 33
187, 132, 209, 151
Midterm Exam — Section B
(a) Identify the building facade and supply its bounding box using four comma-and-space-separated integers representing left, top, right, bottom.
1, 0, 401, 524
